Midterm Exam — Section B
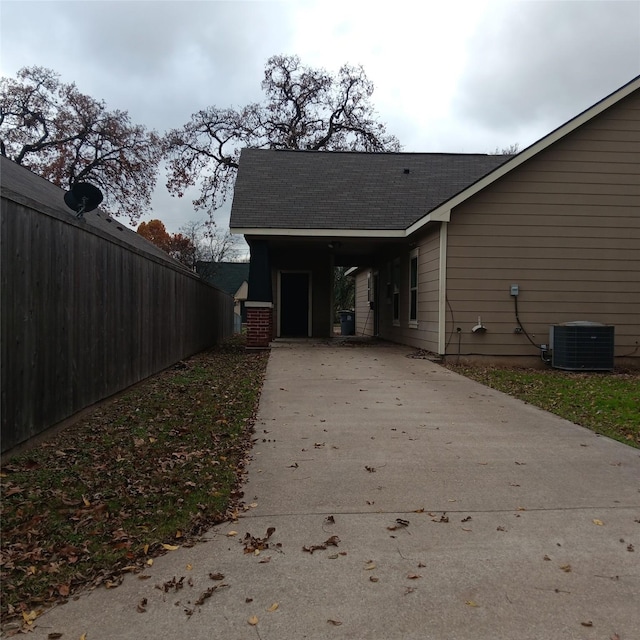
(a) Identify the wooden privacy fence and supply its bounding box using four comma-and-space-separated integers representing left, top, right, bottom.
1, 182, 234, 454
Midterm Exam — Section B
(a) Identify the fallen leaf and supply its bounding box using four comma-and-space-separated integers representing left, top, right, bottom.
365, 562, 376, 570
162, 543, 179, 551
325, 515, 336, 524
259, 556, 272, 563
82, 495, 91, 507
267, 602, 279, 612
209, 572, 225, 580
404, 586, 416, 595
593, 519, 604, 526
543, 555, 551, 561
248, 615, 259, 625
57, 583, 70, 597
22, 610, 40, 625
465, 600, 479, 607
627, 544, 635, 552
365, 465, 377, 473
137, 597, 147, 613
369, 576, 379, 582
560, 564, 572, 572
327, 619, 342, 626
227, 530, 238, 537
580, 621, 593, 627
186, 564, 193, 570
407, 573, 422, 580
325, 535, 340, 546
80, 635, 87, 640
146, 558, 153, 566
47, 634, 63, 639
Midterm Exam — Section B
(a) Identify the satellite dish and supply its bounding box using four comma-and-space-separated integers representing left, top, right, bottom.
64, 182, 104, 218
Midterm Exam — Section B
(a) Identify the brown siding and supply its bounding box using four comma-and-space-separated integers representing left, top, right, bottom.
377, 226, 441, 351
446, 89, 640, 359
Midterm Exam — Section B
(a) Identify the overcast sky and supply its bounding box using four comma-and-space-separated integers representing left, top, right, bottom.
1, 0, 639, 235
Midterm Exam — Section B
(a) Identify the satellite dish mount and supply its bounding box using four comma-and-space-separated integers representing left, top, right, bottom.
64, 182, 104, 219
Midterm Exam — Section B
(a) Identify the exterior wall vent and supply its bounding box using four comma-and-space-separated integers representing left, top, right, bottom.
549, 321, 615, 371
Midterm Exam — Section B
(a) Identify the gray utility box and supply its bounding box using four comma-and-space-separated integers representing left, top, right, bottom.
550, 321, 614, 371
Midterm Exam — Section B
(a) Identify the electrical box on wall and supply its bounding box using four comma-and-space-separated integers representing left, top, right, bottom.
510, 284, 519, 297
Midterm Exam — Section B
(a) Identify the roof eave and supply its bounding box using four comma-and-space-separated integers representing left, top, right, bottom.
406, 75, 640, 238
230, 227, 406, 238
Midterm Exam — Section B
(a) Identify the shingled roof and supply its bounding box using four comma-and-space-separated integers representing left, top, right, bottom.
230, 149, 510, 231
196, 261, 249, 295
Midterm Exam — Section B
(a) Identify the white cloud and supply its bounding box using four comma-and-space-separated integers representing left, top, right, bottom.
2, 0, 638, 232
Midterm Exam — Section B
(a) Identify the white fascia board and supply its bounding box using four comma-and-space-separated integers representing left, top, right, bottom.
230, 227, 406, 238
406, 77, 640, 237
344, 267, 359, 277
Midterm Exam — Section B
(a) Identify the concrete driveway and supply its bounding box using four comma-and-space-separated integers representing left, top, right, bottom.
23, 341, 640, 639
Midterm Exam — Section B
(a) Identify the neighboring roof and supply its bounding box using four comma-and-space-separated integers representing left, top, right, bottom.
230, 150, 510, 232
230, 74, 640, 239
0, 156, 186, 268
196, 261, 249, 296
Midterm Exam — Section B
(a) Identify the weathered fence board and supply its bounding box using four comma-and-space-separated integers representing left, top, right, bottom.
1, 191, 233, 453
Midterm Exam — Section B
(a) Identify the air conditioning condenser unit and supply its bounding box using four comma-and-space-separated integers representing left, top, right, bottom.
550, 321, 614, 371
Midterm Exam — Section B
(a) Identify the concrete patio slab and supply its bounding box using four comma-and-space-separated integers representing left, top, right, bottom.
21, 341, 640, 639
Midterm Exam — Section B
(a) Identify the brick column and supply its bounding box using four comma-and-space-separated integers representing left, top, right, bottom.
245, 302, 273, 349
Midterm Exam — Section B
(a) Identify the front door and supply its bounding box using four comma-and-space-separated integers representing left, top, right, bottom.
280, 272, 310, 337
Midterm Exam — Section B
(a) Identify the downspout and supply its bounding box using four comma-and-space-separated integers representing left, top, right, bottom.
438, 220, 449, 355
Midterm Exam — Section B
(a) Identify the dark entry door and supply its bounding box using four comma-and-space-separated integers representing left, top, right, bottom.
280, 272, 310, 337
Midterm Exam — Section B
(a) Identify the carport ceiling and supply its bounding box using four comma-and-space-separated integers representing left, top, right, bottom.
250, 235, 408, 267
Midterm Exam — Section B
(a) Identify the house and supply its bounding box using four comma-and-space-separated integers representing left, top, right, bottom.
196, 261, 249, 324
229, 76, 639, 368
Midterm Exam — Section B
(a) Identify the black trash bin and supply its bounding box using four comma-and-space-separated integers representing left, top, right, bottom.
339, 310, 355, 336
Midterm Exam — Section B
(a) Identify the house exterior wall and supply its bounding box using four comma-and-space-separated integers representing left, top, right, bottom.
370, 227, 441, 351
445, 89, 639, 361
354, 270, 374, 336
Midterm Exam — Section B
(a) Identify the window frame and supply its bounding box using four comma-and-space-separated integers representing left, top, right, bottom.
409, 248, 418, 327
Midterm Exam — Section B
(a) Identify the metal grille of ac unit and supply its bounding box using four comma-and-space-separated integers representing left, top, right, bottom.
550, 322, 614, 371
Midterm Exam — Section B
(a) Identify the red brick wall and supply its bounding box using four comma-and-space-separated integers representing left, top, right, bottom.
246, 306, 273, 348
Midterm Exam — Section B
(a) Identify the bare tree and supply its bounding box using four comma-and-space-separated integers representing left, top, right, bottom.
164, 55, 401, 217
179, 219, 242, 264
0, 66, 162, 220
492, 143, 520, 155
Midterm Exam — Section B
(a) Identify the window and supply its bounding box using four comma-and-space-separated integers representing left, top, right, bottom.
409, 249, 418, 326
392, 258, 400, 325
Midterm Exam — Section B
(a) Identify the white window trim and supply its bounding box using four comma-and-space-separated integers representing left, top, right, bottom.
392, 258, 400, 326
409, 248, 419, 328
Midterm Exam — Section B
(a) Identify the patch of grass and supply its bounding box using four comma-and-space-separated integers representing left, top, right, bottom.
446, 364, 639, 447
0, 336, 269, 625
